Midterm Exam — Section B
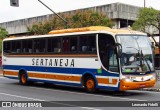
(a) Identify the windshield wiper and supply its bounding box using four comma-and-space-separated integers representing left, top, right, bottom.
126, 47, 151, 72
140, 50, 151, 72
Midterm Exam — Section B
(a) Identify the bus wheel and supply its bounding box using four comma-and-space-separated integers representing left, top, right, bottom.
84, 77, 96, 92
19, 72, 28, 85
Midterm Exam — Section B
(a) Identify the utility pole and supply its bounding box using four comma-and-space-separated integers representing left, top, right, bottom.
144, 0, 146, 8
38, 0, 68, 29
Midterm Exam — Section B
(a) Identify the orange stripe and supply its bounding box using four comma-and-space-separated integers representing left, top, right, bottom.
97, 78, 109, 84
97, 78, 118, 85
4, 71, 18, 76
4, 70, 81, 82
4, 70, 118, 86
111, 79, 118, 85
28, 72, 81, 82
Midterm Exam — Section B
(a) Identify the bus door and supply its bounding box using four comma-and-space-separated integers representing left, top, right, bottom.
98, 34, 119, 88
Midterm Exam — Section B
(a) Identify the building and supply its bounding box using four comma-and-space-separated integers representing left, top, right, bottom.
0, 2, 141, 36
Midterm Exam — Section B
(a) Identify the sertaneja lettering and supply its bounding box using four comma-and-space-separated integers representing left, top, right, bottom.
40, 59, 43, 66
49, 59, 52, 66
32, 58, 74, 67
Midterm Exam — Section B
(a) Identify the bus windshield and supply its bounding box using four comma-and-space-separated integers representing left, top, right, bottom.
117, 35, 154, 73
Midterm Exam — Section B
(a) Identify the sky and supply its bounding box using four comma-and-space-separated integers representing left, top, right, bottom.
0, 0, 160, 23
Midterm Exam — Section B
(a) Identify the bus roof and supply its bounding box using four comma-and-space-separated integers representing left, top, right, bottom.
4, 26, 146, 41
48, 26, 145, 35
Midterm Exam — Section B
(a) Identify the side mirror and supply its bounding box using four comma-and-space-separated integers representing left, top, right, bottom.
115, 43, 122, 57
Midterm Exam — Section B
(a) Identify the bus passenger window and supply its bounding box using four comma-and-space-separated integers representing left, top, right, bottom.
11, 40, 21, 53
70, 37, 77, 52
63, 38, 69, 52
3, 41, 11, 54
22, 39, 33, 53
79, 35, 96, 53
62, 37, 77, 53
33, 39, 46, 53
47, 38, 61, 53
82, 46, 87, 52
71, 46, 76, 51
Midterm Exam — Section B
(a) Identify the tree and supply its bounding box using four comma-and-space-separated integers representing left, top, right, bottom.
0, 27, 8, 53
0, 27, 8, 39
28, 10, 113, 35
132, 8, 160, 46
132, 8, 160, 69
0, 40, 2, 53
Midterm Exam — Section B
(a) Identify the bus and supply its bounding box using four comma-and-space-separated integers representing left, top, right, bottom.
2, 26, 156, 92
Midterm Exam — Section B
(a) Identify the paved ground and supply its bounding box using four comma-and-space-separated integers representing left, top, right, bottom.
0, 75, 160, 110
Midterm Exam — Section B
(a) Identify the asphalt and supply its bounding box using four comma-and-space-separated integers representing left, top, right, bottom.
1, 77, 160, 110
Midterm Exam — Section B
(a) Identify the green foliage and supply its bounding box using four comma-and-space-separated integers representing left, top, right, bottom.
28, 10, 113, 35
0, 27, 8, 53
0, 40, 2, 53
0, 27, 8, 39
132, 8, 160, 35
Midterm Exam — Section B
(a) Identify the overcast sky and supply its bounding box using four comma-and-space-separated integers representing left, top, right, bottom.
0, 0, 160, 23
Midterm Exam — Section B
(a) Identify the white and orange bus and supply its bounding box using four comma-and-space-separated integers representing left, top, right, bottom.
2, 26, 156, 92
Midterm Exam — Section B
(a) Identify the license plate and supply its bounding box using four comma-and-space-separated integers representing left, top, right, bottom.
140, 85, 146, 87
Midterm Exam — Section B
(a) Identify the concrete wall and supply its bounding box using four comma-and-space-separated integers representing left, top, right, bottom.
0, 2, 141, 35
0, 14, 53, 35
93, 2, 140, 20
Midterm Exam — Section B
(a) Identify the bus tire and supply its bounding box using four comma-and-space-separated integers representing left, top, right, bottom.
84, 76, 96, 93
19, 71, 28, 85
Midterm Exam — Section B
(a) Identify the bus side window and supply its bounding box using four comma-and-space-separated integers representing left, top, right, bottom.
70, 37, 77, 52
47, 37, 61, 53
62, 37, 77, 53
22, 39, 33, 53
3, 41, 11, 54
79, 35, 96, 53
33, 38, 46, 53
63, 38, 70, 52
11, 40, 21, 53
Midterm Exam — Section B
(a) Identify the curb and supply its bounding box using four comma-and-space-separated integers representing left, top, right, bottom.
140, 88, 160, 92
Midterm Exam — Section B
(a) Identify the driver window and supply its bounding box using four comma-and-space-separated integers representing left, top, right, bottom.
109, 49, 119, 72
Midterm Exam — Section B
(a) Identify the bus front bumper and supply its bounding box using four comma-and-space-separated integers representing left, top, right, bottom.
120, 79, 156, 91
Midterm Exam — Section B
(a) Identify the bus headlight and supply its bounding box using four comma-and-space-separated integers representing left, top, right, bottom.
122, 76, 133, 82
150, 73, 156, 80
